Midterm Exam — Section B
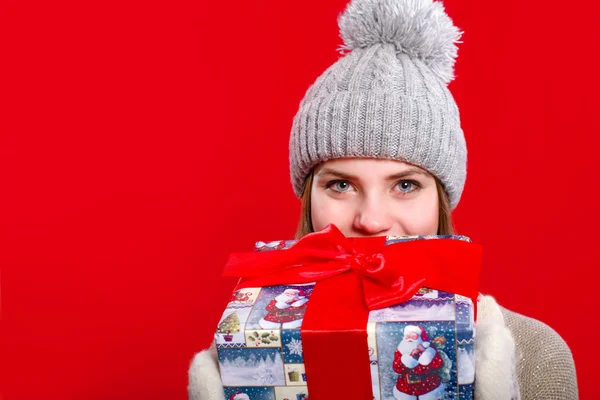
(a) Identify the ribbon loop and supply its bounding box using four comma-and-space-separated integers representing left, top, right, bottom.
330, 244, 385, 275
223, 224, 482, 313
361, 253, 385, 273
351, 251, 367, 271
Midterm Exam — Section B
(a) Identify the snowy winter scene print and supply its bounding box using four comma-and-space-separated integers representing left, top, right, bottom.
458, 383, 474, 400
246, 285, 314, 331
223, 387, 275, 400
218, 348, 285, 387
457, 343, 475, 385
455, 297, 475, 343
375, 321, 460, 400
216, 307, 253, 347
368, 296, 455, 323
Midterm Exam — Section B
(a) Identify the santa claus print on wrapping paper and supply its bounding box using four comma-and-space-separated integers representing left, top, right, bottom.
393, 325, 451, 400
229, 392, 249, 400
258, 288, 310, 330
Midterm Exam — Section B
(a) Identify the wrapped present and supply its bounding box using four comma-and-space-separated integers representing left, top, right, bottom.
215, 225, 481, 400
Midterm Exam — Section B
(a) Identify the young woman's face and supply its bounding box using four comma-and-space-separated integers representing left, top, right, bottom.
310, 158, 439, 238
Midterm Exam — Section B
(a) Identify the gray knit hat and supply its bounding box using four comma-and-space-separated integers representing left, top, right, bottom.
289, 0, 467, 210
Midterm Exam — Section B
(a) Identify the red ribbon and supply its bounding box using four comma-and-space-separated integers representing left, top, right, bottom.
223, 224, 482, 399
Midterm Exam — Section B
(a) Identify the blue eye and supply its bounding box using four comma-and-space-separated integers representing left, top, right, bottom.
397, 180, 421, 194
327, 180, 352, 192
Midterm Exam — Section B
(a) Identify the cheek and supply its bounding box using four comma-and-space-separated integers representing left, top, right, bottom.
310, 192, 354, 232
395, 193, 439, 235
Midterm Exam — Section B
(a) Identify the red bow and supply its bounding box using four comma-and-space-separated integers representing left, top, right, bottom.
224, 224, 482, 311
222, 224, 482, 399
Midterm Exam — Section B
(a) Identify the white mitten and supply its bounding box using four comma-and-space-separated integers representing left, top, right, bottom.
475, 295, 520, 400
188, 342, 225, 400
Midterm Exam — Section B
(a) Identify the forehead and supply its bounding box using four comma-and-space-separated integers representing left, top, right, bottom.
314, 158, 432, 177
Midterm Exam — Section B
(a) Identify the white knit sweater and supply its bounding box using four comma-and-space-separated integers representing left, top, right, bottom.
188, 295, 577, 400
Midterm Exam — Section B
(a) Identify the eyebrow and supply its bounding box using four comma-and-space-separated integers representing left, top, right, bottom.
315, 167, 430, 181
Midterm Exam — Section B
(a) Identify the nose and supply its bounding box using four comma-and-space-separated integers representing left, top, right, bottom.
352, 196, 393, 237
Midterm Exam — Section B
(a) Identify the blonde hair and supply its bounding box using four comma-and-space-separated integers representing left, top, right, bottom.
295, 169, 454, 239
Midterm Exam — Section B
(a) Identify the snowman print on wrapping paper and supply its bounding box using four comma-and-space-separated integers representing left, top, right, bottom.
393, 325, 450, 400
258, 288, 310, 330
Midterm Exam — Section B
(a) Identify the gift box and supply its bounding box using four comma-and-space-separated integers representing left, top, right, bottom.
216, 226, 481, 400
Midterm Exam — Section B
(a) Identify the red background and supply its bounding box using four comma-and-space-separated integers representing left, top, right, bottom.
1, 0, 599, 398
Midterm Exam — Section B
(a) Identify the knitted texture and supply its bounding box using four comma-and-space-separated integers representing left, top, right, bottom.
289, 0, 467, 210
501, 306, 579, 399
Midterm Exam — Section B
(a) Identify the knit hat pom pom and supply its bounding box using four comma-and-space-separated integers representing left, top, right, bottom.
338, 0, 462, 83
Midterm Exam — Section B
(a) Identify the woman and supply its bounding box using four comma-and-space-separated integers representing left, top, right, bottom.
189, 0, 578, 398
